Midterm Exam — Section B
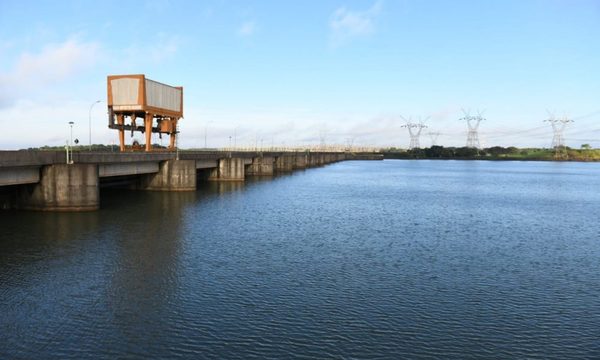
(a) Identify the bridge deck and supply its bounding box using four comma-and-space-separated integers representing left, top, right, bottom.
0, 150, 381, 187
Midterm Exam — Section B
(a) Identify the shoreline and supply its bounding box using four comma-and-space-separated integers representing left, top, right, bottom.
382, 155, 600, 162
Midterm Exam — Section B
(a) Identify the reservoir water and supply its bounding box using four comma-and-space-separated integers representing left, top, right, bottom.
1, 160, 599, 359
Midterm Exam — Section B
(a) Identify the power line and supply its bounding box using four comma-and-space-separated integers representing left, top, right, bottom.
573, 109, 600, 121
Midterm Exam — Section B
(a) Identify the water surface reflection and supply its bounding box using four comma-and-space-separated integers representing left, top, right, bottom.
1, 161, 600, 358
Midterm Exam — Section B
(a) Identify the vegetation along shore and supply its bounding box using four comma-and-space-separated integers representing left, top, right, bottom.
382, 145, 600, 161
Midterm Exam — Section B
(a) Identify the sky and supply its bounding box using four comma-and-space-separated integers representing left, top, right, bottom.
1, 0, 599, 149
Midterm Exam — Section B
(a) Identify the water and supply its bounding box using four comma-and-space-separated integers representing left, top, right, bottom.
1, 160, 599, 359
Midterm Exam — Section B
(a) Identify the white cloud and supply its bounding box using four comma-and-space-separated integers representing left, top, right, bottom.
0, 99, 113, 149
0, 37, 100, 108
237, 21, 257, 37
329, 0, 383, 46
176, 105, 414, 149
13, 38, 98, 85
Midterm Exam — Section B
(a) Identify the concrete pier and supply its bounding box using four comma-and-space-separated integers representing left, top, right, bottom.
140, 160, 196, 191
294, 153, 308, 169
245, 156, 274, 176
274, 155, 294, 173
309, 154, 324, 167
0, 150, 382, 211
16, 164, 99, 211
209, 158, 245, 181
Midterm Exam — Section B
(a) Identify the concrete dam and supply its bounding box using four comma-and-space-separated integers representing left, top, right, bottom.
0, 150, 382, 211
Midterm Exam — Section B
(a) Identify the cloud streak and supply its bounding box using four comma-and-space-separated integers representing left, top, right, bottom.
329, 0, 383, 47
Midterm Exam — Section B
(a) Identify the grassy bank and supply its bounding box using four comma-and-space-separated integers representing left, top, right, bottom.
382, 146, 600, 162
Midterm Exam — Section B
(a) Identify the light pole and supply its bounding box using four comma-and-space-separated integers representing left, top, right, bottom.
68, 121, 74, 164
229, 136, 232, 149
175, 125, 180, 160
88, 100, 101, 151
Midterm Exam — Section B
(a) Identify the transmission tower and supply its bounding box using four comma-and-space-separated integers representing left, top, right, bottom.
318, 128, 328, 150
460, 109, 485, 148
544, 112, 573, 159
401, 116, 428, 149
428, 131, 442, 146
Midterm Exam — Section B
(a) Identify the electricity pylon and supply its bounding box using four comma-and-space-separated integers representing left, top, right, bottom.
460, 109, 485, 148
401, 116, 428, 149
428, 131, 442, 146
318, 127, 328, 150
544, 112, 573, 160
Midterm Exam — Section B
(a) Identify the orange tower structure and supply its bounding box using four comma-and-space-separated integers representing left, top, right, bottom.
107, 75, 183, 152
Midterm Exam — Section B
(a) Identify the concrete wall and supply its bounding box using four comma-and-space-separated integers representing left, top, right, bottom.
274, 155, 294, 172
0, 150, 378, 212
139, 160, 196, 191
245, 156, 274, 176
16, 164, 99, 211
209, 158, 245, 181
308, 154, 324, 167
294, 153, 308, 169
196, 160, 218, 169
0, 166, 40, 186
98, 162, 159, 177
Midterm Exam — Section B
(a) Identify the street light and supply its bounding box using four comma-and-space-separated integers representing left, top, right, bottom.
88, 100, 101, 151
68, 121, 74, 164
69, 121, 74, 146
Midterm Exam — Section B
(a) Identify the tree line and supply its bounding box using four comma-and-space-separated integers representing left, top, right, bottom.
382, 145, 600, 161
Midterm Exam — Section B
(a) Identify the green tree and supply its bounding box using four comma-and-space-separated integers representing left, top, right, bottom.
454, 147, 479, 158
486, 146, 507, 156
425, 145, 445, 158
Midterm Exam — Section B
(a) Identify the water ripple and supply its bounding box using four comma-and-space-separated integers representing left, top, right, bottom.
1, 161, 600, 358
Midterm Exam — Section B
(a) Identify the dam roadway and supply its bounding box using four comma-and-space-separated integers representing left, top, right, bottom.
0, 150, 382, 211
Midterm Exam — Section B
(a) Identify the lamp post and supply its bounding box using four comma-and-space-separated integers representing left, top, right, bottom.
88, 100, 101, 151
68, 121, 74, 164
175, 126, 180, 160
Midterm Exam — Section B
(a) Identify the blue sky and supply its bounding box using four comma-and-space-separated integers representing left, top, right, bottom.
1, 0, 599, 149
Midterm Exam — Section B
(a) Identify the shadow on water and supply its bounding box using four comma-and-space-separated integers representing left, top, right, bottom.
99, 190, 193, 353
200, 181, 245, 196
0, 170, 307, 357
196, 172, 297, 197
0, 211, 104, 283
0, 189, 199, 357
